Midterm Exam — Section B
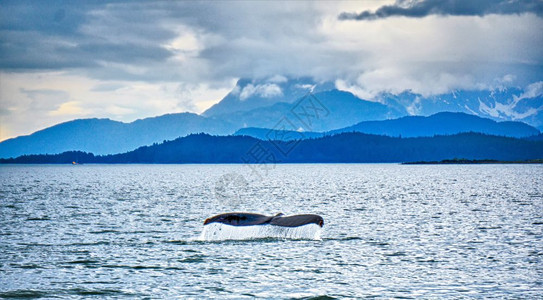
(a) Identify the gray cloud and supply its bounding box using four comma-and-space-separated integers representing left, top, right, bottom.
2, 0, 543, 141
1, 1, 542, 91
90, 83, 125, 92
0, 1, 330, 81
19, 88, 70, 111
0, 1, 175, 73
339, 0, 543, 20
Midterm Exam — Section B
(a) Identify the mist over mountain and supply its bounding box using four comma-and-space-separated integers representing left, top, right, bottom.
379, 86, 543, 130
202, 77, 335, 117
222, 89, 403, 132
1, 76, 541, 159
0, 86, 402, 158
207, 77, 543, 131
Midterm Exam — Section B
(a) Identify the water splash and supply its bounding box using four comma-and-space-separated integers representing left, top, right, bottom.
197, 223, 323, 241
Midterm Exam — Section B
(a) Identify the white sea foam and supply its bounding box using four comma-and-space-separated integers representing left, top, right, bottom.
197, 223, 322, 241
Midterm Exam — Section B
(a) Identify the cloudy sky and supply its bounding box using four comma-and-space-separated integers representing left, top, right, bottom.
1, 0, 542, 141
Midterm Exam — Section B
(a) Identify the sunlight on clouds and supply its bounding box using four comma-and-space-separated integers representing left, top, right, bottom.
164, 26, 202, 62
166, 33, 200, 52
0, 124, 12, 142
49, 101, 87, 116
0, 71, 234, 140
105, 105, 135, 116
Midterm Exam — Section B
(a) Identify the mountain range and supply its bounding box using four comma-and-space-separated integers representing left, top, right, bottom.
380, 86, 543, 131
2, 132, 542, 164
0, 113, 236, 158
202, 76, 335, 117
0, 77, 541, 159
235, 112, 540, 141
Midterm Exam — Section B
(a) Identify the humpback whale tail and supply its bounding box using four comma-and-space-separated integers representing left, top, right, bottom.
203, 212, 324, 227
200, 212, 324, 241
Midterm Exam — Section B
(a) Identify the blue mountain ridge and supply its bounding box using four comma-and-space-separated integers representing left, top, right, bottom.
223, 89, 403, 132
0, 89, 402, 158
2, 132, 542, 164
0, 113, 236, 158
202, 77, 335, 117
380, 88, 543, 129
1, 76, 541, 158
234, 112, 540, 140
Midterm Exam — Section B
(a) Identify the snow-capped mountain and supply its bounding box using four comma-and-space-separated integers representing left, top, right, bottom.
202, 76, 335, 117
379, 82, 543, 130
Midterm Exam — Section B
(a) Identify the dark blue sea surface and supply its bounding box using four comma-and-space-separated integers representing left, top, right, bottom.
1, 164, 542, 298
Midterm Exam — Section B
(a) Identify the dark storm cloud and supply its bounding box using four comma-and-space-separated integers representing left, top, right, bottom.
0, 1, 176, 72
0, 1, 88, 35
0, 1, 282, 82
0, 1, 321, 71
338, 0, 543, 20
1, 0, 541, 89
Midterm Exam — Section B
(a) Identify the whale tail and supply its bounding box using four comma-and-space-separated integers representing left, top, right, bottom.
200, 212, 324, 241
203, 212, 324, 228
270, 214, 324, 227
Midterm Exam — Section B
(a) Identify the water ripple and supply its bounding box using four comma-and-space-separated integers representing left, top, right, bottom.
1, 164, 542, 298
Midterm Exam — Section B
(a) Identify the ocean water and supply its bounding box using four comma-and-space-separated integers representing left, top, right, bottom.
1, 164, 542, 299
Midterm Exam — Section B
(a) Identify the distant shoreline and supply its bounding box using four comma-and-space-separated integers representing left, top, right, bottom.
1, 161, 542, 166
402, 159, 543, 165
1, 133, 542, 165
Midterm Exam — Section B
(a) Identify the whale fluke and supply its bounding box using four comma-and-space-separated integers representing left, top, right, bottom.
203, 212, 324, 228
270, 214, 324, 227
